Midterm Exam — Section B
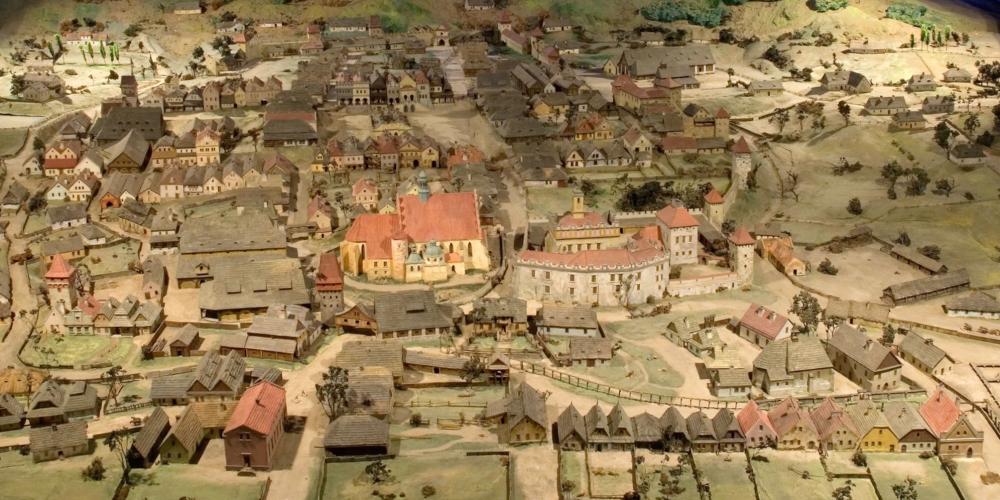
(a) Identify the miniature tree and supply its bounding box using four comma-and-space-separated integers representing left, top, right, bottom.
818, 258, 839, 275
881, 324, 897, 346
104, 427, 135, 484
918, 245, 941, 260
769, 108, 790, 133
847, 197, 863, 215
365, 460, 391, 484
460, 355, 485, 384
81, 457, 106, 481
851, 450, 867, 467
316, 366, 349, 419
790, 291, 822, 334
101, 365, 126, 406
891, 478, 918, 500
832, 480, 854, 500
964, 113, 981, 133
933, 122, 952, 153
933, 178, 956, 197
838, 101, 851, 125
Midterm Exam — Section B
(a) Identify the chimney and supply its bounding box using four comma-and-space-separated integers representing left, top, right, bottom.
864, 339, 873, 350
924, 338, 934, 345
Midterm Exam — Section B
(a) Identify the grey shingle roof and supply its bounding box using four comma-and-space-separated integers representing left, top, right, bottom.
884, 269, 970, 302
165, 406, 203, 454
883, 401, 930, 438
568, 337, 613, 361
945, 291, 1000, 314
828, 324, 901, 373
179, 210, 286, 254
403, 349, 467, 371
753, 336, 831, 382
898, 331, 951, 369
30, 421, 88, 451
131, 407, 170, 459
538, 304, 598, 330
190, 350, 245, 395
334, 340, 404, 379
323, 415, 389, 448
373, 290, 453, 333
198, 257, 309, 312
557, 404, 587, 444
847, 400, 890, 435
485, 383, 547, 430
632, 412, 662, 443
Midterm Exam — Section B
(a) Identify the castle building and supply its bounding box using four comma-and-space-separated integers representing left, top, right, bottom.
730, 136, 753, 189
655, 203, 699, 266
340, 172, 490, 283
545, 191, 623, 252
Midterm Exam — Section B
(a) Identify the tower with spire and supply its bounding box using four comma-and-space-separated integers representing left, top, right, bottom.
728, 227, 756, 285
45, 254, 78, 313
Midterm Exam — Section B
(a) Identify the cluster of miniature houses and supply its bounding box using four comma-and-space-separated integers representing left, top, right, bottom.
486, 384, 982, 459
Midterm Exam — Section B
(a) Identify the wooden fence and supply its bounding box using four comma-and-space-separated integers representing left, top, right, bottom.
512, 360, 741, 410
396, 399, 488, 408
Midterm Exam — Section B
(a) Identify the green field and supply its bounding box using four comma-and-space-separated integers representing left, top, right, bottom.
560, 451, 588, 497
0, 127, 27, 156
80, 239, 141, 277
21, 333, 135, 368
693, 452, 754, 499
128, 464, 266, 500
635, 452, 700, 500
751, 449, 838, 500
323, 453, 507, 500
0, 447, 121, 500
867, 453, 961, 500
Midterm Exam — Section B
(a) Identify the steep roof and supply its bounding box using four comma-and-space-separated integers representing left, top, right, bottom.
945, 291, 1000, 314
883, 401, 931, 438
165, 406, 203, 454
333, 340, 404, 379
739, 304, 790, 340
810, 397, 857, 440
919, 388, 961, 437
632, 412, 662, 443
132, 407, 170, 459
736, 400, 775, 436
485, 383, 547, 430
397, 191, 482, 242
45, 253, 75, 279
846, 399, 890, 435
828, 324, 901, 373
898, 331, 951, 369
767, 397, 816, 437
557, 404, 587, 443
29, 420, 88, 451
373, 290, 452, 333
753, 336, 831, 381
224, 381, 286, 435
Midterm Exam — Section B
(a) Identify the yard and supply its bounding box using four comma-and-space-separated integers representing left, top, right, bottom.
867, 453, 962, 500
21, 333, 136, 368
796, 242, 929, 302
79, 239, 141, 277
0, 446, 122, 500
635, 451, 700, 500
322, 453, 508, 500
127, 464, 266, 500
693, 452, 754, 499
560, 450, 588, 498
587, 450, 635, 498
750, 449, 839, 500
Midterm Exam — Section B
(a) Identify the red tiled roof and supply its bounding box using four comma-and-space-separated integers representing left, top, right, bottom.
556, 211, 606, 229
739, 304, 789, 340
704, 188, 724, 204
715, 108, 730, 119
316, 253, 343, 291
224, 381, 286, 435
810, 397, 858, 440
398, 192, 482, 242
45, 253, 75, 279
633, 225, 660, 243
736, 400, 775, 435
660, 136, 697, 151
767, 397, 815, 437
729, 227, 755, 246
344, 213, 402, 260
919, 387, 961, 437
731, 136, 752, 154
447, 145, 484, 167
517, 236, 664, 268
655, 205, 698, 228
352, 177, 377, 197
78, 294, 101, 317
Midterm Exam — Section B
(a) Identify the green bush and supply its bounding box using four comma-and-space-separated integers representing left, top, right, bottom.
641, 0, 728, 28
886, 3, 933, 29
811, 0, 848, 12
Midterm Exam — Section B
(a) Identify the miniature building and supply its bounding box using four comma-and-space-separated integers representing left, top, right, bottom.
484, 383, 548, 445
556, 404, 587, 451
567, 337, 614, 367
759, 236, 806, 276
747, 80, 784, 96
809, 398, 859, 452
864, 96, 907, 116
604, 45, 716, 80
685, 411, 718, 452
536, 305, 600, 337
324, 415, 390, 457
661, 407, 691, 451
344, 366, 395, 418
737, 400, 776, 448
767, 397, 819, 450
942, 67, 972, 83
752, 336, 833, 397
883, 401, 936, 453
950, 143, 987, 166
160, 406, 204, 464
29, 421, 89, 462
333, 340, 405, 384
371, 290, 453, 339
737, 304, 792, 347
45, 254, 78, 313
820, 70, 872, 94
826, 324, 902, 391
0, 394, 26, 431
316, 252, 345, 319
26, 380, 100, 426
223, 381, 286, 471
127, 407, 171, 469
468, 297, 529, 341
882, 269, 970, 305
848, 399, 898, 452
340, 174, 490, 283
713, 408, 746, 452
824, 299, 890, 327
944, 291, 1000, 319
922, 95, 955, 114
897, 331, 954, 377
150, 350, 245, 405
906, 73, 937, 92
711, 368, 751, 398
920, 388, 983, 458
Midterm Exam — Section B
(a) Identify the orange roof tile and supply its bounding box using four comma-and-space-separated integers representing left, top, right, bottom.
556, 211, 607, 229
731, 136, 752, 154
704, 188, 724, 205
919, 387, 961, 437
736, 400, 775, 435
397, 192, 482, 242
45, 253, 75, 280
729, 227, 755, 246
739, 304, 789, 340
316, 253, 343, 291
655, 205, 698, 228
344, 213, 402, 260
223, 381, 286, 436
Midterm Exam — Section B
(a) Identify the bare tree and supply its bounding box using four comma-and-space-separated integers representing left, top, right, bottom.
104, 427, 135, 485
101, 365, 127, 407
781, 171, 801, 202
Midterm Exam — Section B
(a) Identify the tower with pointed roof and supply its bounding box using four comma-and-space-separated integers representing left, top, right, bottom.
45, 254, 78, 313
703, 187, 725, 227
731, 136, 753, 190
